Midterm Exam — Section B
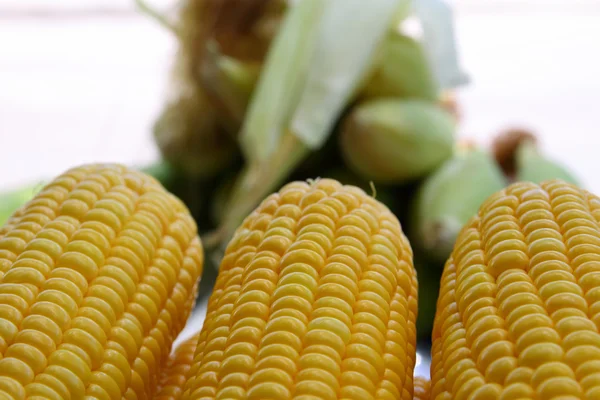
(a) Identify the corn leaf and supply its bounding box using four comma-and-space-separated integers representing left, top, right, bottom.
412, 0, 469, 89
239, 0, 326, 163
291, 0, 404, 149
241, 0, 406, 161
213, 0, 406, 252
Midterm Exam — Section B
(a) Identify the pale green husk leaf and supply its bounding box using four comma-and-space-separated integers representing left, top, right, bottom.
412, 147, 507, 261
290, 0, 403, 149
516, 140, 580, 186
239, 0, 326, 163
241, 0, 405, 162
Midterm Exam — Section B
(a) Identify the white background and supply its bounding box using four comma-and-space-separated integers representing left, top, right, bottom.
1, 0, 599, 192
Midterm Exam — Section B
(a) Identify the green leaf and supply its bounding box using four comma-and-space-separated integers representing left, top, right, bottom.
241, 0, 406, 161
214, 0, 407, 251
412, 0, 469, 90
240, 0, 326, 163
290, 0, 404, 149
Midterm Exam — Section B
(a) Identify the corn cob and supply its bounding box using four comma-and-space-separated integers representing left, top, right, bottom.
155, 332, 201, 400
430, 179, 600, 400
0, 163, 204, 400
182, 178, 419, 399
413, 376, 431, 400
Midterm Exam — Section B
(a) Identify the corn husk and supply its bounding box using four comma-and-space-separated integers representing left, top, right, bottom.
410, 145, 507, 262
491, 128, 580, 186
287, 0, 402, 151
238, 0, 326, 163
412, 0, 469, 90
360, 32, 439, 101
208, 0, 405, 249
340, 99, 455, 184
516, 139, 580, 186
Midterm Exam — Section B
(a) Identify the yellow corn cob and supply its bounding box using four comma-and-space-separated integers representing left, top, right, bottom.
0, 163, 204, 400
181, 178, 418, 400
154, 332, 201, 400
413, 376, 430, 400
430, 179, 600, 400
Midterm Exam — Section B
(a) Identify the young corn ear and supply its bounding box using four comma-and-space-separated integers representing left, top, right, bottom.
214, 0, 405, 249
430, 179, 600, 400
340, 99, 455, 184
410, 145, 506, 262
0, 164, 204, 399
182, 178, 419, 399
491, 128, 580, 185
516, 139, 580, 186
360, 33, 439, 102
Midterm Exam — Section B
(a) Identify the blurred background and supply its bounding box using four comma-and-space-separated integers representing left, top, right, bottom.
2, 0, 600, 380
1, 0, 599, 191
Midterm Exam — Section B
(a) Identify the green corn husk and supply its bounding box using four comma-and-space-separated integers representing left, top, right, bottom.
516, 139, 580, 186
238, 0, 327, 163
152, 91, 239, 179
360, 32, 439, 101
207, 0, 405, 250
339, 98, 455, 184
410, 144, 507, 262
491, 128, 580, 186
412, 0, 469, 91
286, 1, 402, 152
